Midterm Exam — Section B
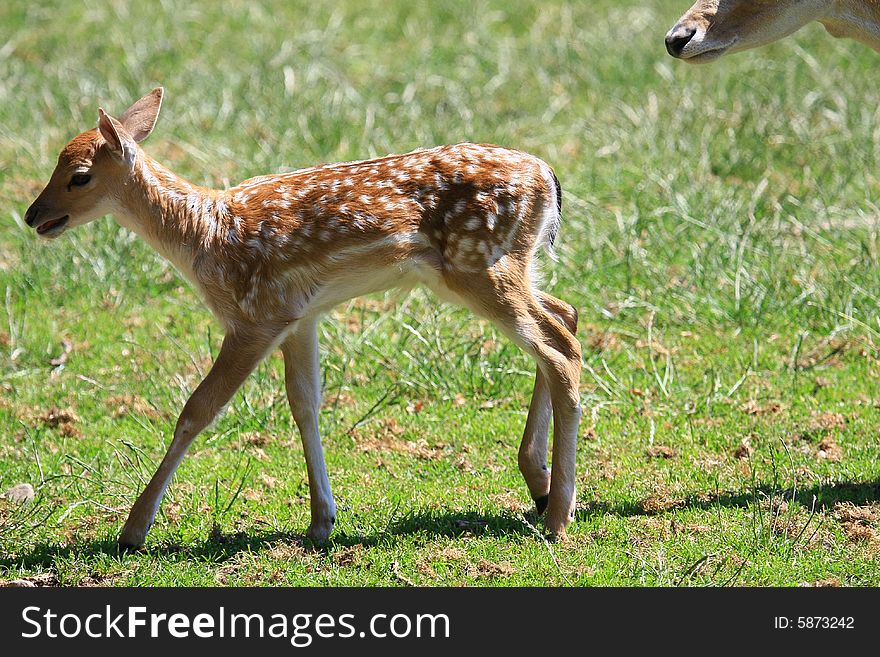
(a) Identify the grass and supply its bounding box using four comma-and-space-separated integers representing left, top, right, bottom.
1, 0, 879, 586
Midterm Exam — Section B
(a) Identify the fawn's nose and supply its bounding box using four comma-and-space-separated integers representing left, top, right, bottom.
24, 204, 40, 227
665, 24, 697, 57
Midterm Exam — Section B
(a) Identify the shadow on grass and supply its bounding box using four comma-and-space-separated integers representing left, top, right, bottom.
0, 508, 534, 571
3, 477, 878, 572
575, 477, 880, 520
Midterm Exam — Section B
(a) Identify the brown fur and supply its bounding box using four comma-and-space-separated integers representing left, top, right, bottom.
25, 88, 583, 547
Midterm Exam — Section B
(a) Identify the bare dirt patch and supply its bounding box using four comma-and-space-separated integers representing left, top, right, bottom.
414, 545, 468, 581
489, 492, 529, 513
585, 325, 621, 352
801, 578, 840, 588
77, 571, 129, 587
322, 391, 357, 409
833, 502, 879, 524
265, 540, 307, 561
242, 489, 264, 503
240, 431, 271, 447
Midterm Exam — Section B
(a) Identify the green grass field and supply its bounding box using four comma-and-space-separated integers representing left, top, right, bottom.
1, 0, 879, 586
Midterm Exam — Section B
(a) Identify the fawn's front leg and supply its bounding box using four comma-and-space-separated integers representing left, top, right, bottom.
280, 320, 336, 543
119, 330, 275, 549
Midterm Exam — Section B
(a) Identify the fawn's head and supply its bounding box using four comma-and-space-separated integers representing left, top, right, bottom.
25, 87, 164, 238
666, 0, 827, 62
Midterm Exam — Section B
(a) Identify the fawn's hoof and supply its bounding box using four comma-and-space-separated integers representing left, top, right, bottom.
544, 515, 569, 542
118, 534, 146, 552
118, 541, 143, 553
306, 517, 335, 544
534, 494, 549, 515
545, 527, 567, 543
118, 522, 150, 551
543, 502, 575, 539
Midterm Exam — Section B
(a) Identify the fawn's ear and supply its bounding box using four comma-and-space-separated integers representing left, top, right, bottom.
98, 108, 136, 167
119, 87, 164, 143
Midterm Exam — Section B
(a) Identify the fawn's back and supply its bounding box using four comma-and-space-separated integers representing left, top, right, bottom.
190, 143, 559, 325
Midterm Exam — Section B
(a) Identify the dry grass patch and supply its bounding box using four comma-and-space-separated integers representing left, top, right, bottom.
353, 419, 443, 460
639, 486, 684, 514
24, 406, 82, 437
832, 502, 880, 546
106, 394, 164, 420
809, 411, 846, 432
465, 558, 515, 579
815, 437, 843, 462
332, 545, 365, 567
0, 572, 59, 587
740, 400, 784, 416
646, 445, 676, 459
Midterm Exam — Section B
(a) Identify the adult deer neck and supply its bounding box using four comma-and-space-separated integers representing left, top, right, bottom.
820, 0, 880, 51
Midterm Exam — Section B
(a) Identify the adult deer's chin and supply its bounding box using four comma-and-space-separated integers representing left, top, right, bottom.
675, 41, 737, 63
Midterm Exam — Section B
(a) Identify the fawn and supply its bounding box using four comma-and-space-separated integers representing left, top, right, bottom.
25, 88, 582, 548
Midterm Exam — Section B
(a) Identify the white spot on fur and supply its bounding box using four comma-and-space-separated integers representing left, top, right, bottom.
457, 236, 475, 255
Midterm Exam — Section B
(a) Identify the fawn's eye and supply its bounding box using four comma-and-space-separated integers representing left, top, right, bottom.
70, 173, 91, 187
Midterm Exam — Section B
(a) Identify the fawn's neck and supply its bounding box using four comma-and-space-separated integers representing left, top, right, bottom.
115, 154, 228, 281
821, 1, 880, 50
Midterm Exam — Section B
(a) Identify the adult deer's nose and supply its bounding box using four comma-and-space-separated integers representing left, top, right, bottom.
665, 24, 697, 57
24, 204, 41, 227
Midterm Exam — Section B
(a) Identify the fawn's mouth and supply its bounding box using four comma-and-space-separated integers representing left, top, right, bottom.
36, 215, 69, 238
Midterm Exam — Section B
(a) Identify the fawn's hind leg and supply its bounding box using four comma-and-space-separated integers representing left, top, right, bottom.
518, 291, 579, 515
444, 271, 582, 537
